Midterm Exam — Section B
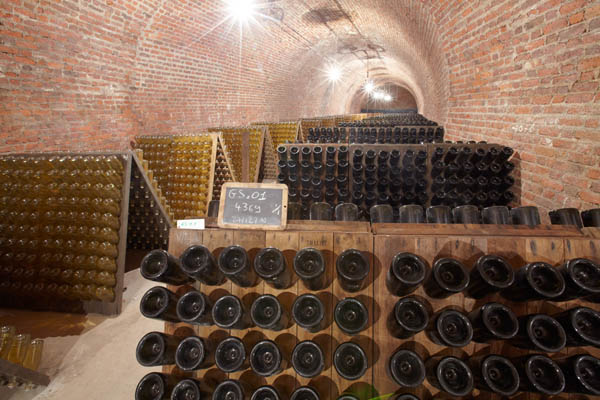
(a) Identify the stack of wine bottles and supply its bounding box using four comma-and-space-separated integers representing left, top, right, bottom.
341, 113, 437, 127
430, 145, 515, 208
550, 207, 600, 228
0, 326, 45, 390
348, 126, 444, 144
350, 147, 429, 216
306, 127, 348, 143
383, 252, 600, 397
277, 145, 350, 218
136, 245, 373, 400
207, 126, 264, 182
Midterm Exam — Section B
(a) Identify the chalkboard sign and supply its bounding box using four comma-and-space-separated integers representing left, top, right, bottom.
217, 183, 288, 230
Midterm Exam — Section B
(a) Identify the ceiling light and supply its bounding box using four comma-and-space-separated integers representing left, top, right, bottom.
384, 94, 392, 102
326, 65, 342, 83
225, 0, 257, 24
364, 81, 374, 93
373, 91, 384, 100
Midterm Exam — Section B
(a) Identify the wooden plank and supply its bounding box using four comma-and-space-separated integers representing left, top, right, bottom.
286, 221, 370, 233
372, 223, 583, 237
583, 227, 600, 239
0, 358, 50, 387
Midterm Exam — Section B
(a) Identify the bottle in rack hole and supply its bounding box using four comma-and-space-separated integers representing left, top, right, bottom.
387, 349, 426, 388
180, 245, 225, 286
388, 296, 430, 339
510, 313, 566, 352
176, 290, 213, 325
175, 336, 214, 371
334, 342, 368, 381
136, 332, 181, 366
254, 247, 291, 289
468, 302, 518, 342
334, 298, 368, 335
251, 386, 281, 400
468, 354, 519, 396
290, 387, 319, 400
426, 356, 473, 397
212, 295, 252, 330
426, 309, 473, 347
552, 306, 600, 347
292, 340, 325, 378
293, 248, 326, 290
250, 340, 284, 377
423, 258, 469, 298
213, 380, 248, 400
466, 255, 514, 299
135, 372, 177, 400
500, 262, 565, 301
140, 249, 192, 286
215, 337, 247, 373
171, 379, 210, 400
218, 245, 257, 287
386, 252, 427, 296
555, 258, 600, 301
292, 294, 326, 333
140, 286, 180, 323
336, 249, 370, 292
511, 354, 565, 395
251, 294, 288, 331
556, 355, 600, 395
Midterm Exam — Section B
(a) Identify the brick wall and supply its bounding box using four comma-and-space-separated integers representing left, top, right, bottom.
0, 0, 597, 213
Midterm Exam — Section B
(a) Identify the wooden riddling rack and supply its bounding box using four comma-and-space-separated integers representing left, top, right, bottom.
134, 134, 234, 219
251, 122, 300, 182
207, 126, 265, 183
160, 224, 600, 399
0, 152, 133, 315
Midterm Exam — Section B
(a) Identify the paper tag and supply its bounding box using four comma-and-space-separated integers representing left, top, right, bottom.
177, 219, 205, 230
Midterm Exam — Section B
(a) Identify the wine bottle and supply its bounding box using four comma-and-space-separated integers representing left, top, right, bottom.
140, 286, 180, 322
335, 203, 359, 222
180, 245, 224, 286
336, 249, 370, 292
423, 258, 469, 298
250, 340, 284, 377
140, 250, 192, 285
555, 258, 600, 301
290, 387, 319, 400
334, 342, 368, 381
481, 205, 510, 224
212, 295, 252, 330
313, 146, 323, 163
556, 354, 600, 395
136, 332, 181, 366
553, 306, 600, 347
388, 296, 429, 339
288, 202, 303, 220
218, 246, 257, 287
334, 298, 368, 334
511, 354, 565, 395
549, 208, 584, 228
310, 202, 333, 221
397, 205, 425, 223
252, 386, 281, 400
466, 255, 514, 298
468, 354, 519, 396
252, 248, 291, 290
251, 294, 288, 331
426, 309, 473, 347
176, 290, 213, 325
301, 147, 311, 162
277, 146, 287, 161
468, 302, 518, 342
510, 206, 541, 226
292, 340, 325, 378
370, 204, 393, 223
171, 379, 210, 400
582, 208, 600, 227
135, 372, 177, 400
290, 147, 300, 161
213, 380, 248, 400
292, 294, 325, 333
425, 205, 451, 223
452, 205, 480, 224
386, 252, 427, 296
510, 313, 566, 352
500, 262, 565, 301
175, 336, 214, 371
293, 248, 326, 290
388, 349, 426, 388
425, 356, 473, 397
215, 337, 247, 373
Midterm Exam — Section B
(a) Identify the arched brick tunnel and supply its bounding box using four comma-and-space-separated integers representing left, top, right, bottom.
0, 0, 598, 213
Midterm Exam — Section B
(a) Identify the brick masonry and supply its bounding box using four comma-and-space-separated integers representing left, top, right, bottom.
0, 0, 598, 215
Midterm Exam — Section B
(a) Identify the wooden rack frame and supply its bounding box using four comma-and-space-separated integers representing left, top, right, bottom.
0, 358, 50, 388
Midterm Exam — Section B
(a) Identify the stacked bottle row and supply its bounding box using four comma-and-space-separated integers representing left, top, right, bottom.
1, 326, 45, 390
306, 127, 348, 143
276, 145, 350, 218
257, 122, 299, 153
430, 145, 515, 208
341, 113, 437, 127
0, 155, 124, 306
384, 252, 600, 397
349, 148, 430, 216
139, 245, 369, 294
207, 127, 264, 182
127, 164, 170, 250
348, 127, 444, 144
212, 141, 233, 201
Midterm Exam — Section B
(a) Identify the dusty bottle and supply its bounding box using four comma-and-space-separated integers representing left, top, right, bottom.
218, 245, 257, 287
135, 372, 177, 400
387, 253, 427, 296
294, 248, 326, 290
334, 342, 368, 381
171, 379, 210, 400
254, 247, 291, 289
334, 298, 368, 335
555, 258, 600, 301
176, 290, 213, 325
466, 255, 514, 299
250, 340, 284, 377
292, 294, 326, 333
251, 386, 281, 400
510, 313, 566, 352
500, 262, 565, 301
556, 355, 600, 395
425, 356, 473, 397
468, 354, 519, 396
336, 249, 370, 292
388, 349, 426, 388
213, 380, 248, 400
140, 286, 180, 323
212, 295, 252, 330
215, 337, 247, 373
175, 336, 214, 371
388, 296, 430, 339
423, 258, 469, 298
180, 245, 224, 286
290, 387, 319, 400
140, 249, 192, 285
511, 354, 565, 395
468, 302, 518, 342
136, 332, 181, 366
251, 294, 288, 331
426, 309, 473, 347
292, 340, 325, 378
553, 306, 600, 347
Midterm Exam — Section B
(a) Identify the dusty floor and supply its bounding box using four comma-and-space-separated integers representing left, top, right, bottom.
0, 271, 163, 400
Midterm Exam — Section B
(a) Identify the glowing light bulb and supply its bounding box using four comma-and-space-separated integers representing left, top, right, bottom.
364, 81, 375, 93
384, 94, 392, 102
326, 65, 342, 83
226, 0, 257, 24
373, 91, 384, 100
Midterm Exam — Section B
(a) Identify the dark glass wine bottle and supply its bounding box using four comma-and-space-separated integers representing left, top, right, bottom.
292, 340, 325, 378
277, 146, 287, 161
293, 294, 325, 333
511, 354, 565, 395
426, 206, 452, 223
251, 386, 281, 400
136, 331, 181, 366
468, 302, 518, 342
176, 290, 213, 325
215, 337, 247, 373
386, 252, 427, 296
468, 355, 519, 396
180, 245, 224, 286
290, 147, 300, 161
250, 340, 284, 377
310, 202, 333, 221
549, 208, 584, 228
423, 258, 469, 298
334, 298, 368, 334
510, 313, 566, 352
171, 379, 209, 400
293, 248, 326, 290
500, 262, 565, 301
288, 202, 302, 220
452, 205, 480, 224
175, 336, 214, 371
388, 296, 429, 339
254, 247, 291, 289
466, 255, 514, 298
336, 249, 370, 292
140, 249, 192, 285
334, 342, 368, 381
212, 295, 252, 330
140, 286, 180, 322
251, 294, 288, 331
481, 205, 511, 224
218, 246, 257, 287
510, 206, 541, 226
556, 355, 600, 395
290, 387, 319, 400
553, 306, 600, 347
335, 203, 359, 222
213, 380, 247, 400
135, 372, 177, 400
397, 205, 425, 223
425, 356, 473, 397
582, 208, 600, 227
426, 309, 473, 347
388, 349, 426, 388
555, 258, 600, 300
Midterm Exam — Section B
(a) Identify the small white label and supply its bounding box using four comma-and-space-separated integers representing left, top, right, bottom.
177, 219, 205, 230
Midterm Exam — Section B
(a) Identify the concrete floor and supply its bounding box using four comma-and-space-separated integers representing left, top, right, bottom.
0, 271, 163, 400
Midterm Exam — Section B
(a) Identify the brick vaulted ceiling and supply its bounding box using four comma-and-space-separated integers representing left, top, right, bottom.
0, 0, 598, 212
